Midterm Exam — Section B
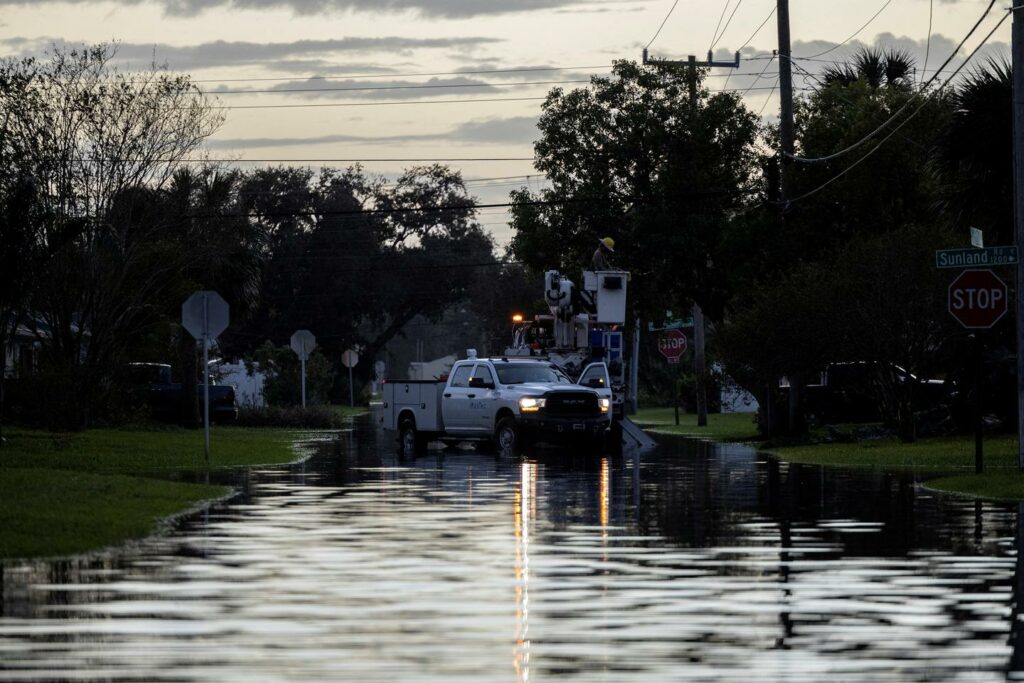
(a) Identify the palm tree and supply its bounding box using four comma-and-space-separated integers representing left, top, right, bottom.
821, 47, 915, 90
935, 59, 1012, 245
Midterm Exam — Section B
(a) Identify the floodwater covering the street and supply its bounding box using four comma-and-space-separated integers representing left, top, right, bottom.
2, 416, 1023, 682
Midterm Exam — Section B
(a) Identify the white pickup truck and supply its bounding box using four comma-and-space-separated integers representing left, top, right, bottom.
381, 355, 613, 454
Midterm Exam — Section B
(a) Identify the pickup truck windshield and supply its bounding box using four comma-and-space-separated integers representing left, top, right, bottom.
495, 363, 571, 385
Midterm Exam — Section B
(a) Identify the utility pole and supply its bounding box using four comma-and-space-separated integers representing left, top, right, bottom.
643, 48, 740, 428
776, 0, 803, 435
776, 0, 795, 200
1014, 0, 1024, 471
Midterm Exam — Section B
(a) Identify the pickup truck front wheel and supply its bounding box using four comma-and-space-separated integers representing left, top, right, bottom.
495, 416, 520, 452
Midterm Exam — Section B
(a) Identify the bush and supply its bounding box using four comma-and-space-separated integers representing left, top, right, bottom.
246, 342, 335, 407
235, 404, 344, 429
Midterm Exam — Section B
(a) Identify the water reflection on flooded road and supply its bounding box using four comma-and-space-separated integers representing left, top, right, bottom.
1, 421, 1021, 681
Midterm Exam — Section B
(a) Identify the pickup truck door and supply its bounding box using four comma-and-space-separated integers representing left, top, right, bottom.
442, 363, 476, 432
465, 364, 500, 432
578, 362, 613, 406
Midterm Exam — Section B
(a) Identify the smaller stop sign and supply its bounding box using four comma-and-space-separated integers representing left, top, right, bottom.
948, 268, 1009, 329
658, 329, 688, 364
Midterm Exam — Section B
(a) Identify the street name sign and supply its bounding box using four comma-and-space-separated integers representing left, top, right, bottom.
658, 329, 688, 364
948, 269, 1009, 329
935, 246, 1018, 269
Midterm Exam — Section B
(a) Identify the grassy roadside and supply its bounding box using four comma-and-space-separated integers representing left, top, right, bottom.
0, 425, 309, 559
634, 407, 1024, 501
771, 433, 1024, 501
633, 408, 761, 442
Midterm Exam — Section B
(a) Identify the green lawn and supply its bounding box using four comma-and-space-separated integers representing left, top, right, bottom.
634, 408, 1024, 501
769, 434, 1024, 501
0, 468, 227, 558
633, 408, 761, 442
0, 425, 307, 559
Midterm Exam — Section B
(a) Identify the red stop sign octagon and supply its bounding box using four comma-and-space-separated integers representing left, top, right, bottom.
948, 269, 1009, 329
658, 329, 688, 364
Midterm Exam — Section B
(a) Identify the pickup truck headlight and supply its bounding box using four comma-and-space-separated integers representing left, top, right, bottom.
519, 396, 546, 412
599, 398, 611, 413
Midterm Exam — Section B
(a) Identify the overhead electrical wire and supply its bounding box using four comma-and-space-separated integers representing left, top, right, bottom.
737, 5, 778, 53
922, 0, 934, 87
782, 9, 1009, 205
801, 0, 896, 60
757, 78, 780, 116
187, 188, 760, 220
199, 95, 549, 110
645, 0, 682, 49
176, 64, 613, 85
787, 0, 997, 164
710, 0, 745, 53
210, 78, 595, 96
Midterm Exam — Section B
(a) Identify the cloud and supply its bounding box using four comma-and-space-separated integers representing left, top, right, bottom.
0, 0, 605, 18
206, 115, 538, 149
0, 36, 502, 72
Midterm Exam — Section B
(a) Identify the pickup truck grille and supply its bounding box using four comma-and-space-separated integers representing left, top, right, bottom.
544, 392, 600, 417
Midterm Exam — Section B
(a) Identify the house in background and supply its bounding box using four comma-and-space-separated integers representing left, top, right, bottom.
3, 323, 39, 379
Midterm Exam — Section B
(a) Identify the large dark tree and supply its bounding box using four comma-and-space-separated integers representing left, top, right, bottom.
0, 44, 224, 428
508, 59, 761, 323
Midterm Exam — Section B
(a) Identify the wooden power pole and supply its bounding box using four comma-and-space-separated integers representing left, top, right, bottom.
1014, 0, 1024, 470
643, 48, 740, 428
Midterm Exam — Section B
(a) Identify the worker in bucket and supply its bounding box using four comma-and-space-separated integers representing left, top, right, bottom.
592, 236, 615, 270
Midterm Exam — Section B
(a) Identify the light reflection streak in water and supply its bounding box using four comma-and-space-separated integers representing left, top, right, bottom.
513, 461, 537, 683
0, 424, 1022, 682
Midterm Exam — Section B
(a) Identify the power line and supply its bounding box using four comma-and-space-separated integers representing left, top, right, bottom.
709, 0, 736, 53
737, 6, 778, 52
645, 0, 682, 49
922, 0, 934, 87
166, 157, 537, 163
205, 95, 549, 110
758, 77, 780, 116
787, 0, 997, 164
179, 65, 612, 85
209, 78, 595, 96
801, 0, 896, 60
188, 188, 760, 219
124, 82, 794, 113
710, 0, 746, 53
782, 9, 1009, 205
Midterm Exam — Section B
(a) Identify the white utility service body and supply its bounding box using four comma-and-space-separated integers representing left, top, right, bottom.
381, 355, 613, 453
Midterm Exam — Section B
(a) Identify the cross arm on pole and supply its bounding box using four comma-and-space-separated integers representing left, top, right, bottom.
643, 49, 741, 69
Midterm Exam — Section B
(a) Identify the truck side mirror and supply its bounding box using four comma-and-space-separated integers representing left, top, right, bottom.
468, 376, 494, 390
586, 378, 605, 388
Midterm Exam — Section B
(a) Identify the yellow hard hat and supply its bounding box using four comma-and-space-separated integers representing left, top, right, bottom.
600, 237, 615, 252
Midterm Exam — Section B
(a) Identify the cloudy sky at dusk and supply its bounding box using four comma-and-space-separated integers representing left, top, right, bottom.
0, 0, 1011, 244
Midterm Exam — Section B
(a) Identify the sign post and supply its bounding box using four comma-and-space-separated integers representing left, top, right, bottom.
290, 330, 316, 408
658, 329, 688, 425
341, 349, 360, 408
182, 291, 230, 463
947, 269, 1010, 474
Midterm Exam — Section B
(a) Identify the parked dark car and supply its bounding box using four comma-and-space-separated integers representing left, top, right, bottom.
128, 362, 238, 423
786, 362, 957, 426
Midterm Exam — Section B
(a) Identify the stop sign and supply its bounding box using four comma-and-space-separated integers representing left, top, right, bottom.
948, 269, 1009, 329
658, 329, 688, 364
